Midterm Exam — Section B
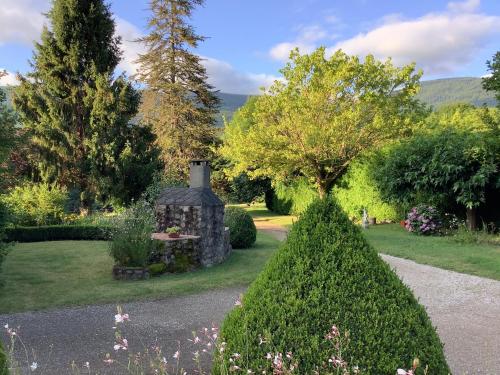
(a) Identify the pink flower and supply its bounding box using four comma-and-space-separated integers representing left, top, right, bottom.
114, 313, 130, 324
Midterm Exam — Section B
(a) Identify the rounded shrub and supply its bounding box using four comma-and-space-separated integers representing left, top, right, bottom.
224, 207, 257, 249
214, 197, 449, 374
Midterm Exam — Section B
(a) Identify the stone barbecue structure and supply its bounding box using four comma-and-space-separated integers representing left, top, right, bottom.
154, 160, 232, 268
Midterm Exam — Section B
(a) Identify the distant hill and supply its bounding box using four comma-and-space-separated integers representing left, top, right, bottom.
416, 77, 497, 108
2, 77, 497, 122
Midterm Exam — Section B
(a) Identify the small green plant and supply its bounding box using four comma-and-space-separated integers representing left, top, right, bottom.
147, 262, 167, 276
224, 206, 256, 248
165, 226, 181, 234
109, 201, 155, 268
452, 223, 500, 246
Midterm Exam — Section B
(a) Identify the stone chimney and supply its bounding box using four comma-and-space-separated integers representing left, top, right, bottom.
189, 160, 211, 189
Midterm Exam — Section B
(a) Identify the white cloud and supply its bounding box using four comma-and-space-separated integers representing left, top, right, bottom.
0, 70, 19, 85
202, 57, 279, 94
0, 0, 48, 45
115, 20, 278, 93
447, 0, 480, 13
115, 18, 145, 76
269, 24, 332, 61
0, 0, 277, 93
329, 0, 500, 75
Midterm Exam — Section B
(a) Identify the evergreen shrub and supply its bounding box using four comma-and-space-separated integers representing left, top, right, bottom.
224, 207, 256, 249
214, 197, 449, 374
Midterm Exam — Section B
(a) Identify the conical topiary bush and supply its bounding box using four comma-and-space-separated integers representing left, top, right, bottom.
213, 197, 449, 374
0, 339, 8, 375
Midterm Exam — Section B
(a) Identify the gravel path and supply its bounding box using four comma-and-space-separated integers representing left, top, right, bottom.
381, 254, 500, 375
0, 287, 245, 374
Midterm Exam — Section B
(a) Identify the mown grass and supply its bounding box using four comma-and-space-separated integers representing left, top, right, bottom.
364, 224, 500, 281
0, 232, 280, 314
240, 203, 296, 229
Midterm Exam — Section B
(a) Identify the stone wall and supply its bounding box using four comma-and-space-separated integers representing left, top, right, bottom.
155, 204, 202, 235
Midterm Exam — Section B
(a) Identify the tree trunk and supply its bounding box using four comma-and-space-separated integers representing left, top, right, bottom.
466, 207, 477, 230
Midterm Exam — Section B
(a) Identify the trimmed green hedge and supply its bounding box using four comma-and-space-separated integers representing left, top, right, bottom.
333, 159, 401, 222
214, 197, 449, 374
0, 339, 7, 375
4, 225, 112, 242
224, 207, 257, 249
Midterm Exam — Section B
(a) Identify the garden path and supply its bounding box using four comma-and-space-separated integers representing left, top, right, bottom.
256, 223, 500, 375
0, 287, 245, 374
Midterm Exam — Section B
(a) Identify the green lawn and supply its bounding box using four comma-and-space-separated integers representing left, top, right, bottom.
364, 224, 500, 281
0, 232, 280, 314
241, 203, 296, 229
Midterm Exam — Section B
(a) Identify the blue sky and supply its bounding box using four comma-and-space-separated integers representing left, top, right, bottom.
1, 0, 500, 93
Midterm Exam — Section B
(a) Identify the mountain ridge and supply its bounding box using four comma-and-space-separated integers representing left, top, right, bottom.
2, 77, 497, 123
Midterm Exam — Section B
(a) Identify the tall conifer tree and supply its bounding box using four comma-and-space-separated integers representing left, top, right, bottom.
135, 0, 220, 179
13, 0, 159, 211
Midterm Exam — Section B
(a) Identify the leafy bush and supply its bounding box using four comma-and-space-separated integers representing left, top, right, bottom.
265, 178, 318, 215
214, 197, 449, 374
333, 159, 401, 222
109, 201, 155, 268
1, 183, 68, 226
224, 207, 256, 249
147, 262, 167, 276
4, 225, 112, 242
405, 205, 442, 235
372, 129, 499, 227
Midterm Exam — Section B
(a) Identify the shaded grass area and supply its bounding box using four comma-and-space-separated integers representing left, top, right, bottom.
0, 232, 280, 314
364, 224, 500, 281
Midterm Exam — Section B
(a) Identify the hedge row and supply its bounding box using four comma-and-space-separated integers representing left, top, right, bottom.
265, 162, 401, 222
4, 225, 113, 242
214, 197, 449, 374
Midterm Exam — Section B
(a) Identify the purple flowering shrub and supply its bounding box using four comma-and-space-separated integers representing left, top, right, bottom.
405, 205, 441, 235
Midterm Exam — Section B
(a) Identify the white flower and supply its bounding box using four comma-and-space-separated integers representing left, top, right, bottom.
3, 324, 7, 329
173, 350, 180, 359
30, 362, 38, 371
397, 370, 408, 375
84, 362, 90, 369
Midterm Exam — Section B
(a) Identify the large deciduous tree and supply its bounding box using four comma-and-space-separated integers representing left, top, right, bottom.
13, 0, 159, 211
135, 0, 220, 180
483, 51, 500, 105
221, 48, 425, 198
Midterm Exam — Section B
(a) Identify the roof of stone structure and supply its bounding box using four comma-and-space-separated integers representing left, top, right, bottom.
156, 187, 224, 206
